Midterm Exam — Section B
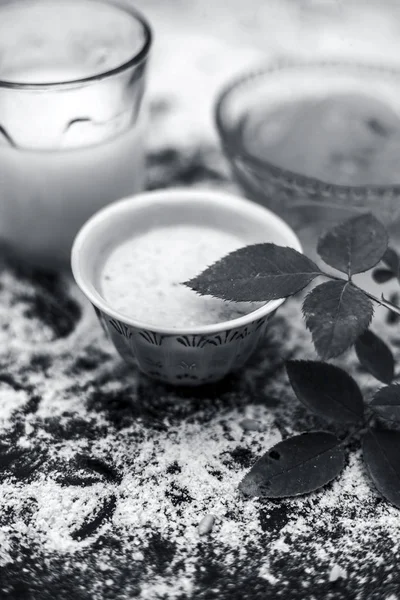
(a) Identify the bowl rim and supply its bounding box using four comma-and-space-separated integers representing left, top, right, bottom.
214, 59, 400, 196
71, 187, 303, 336
0, 0, 152, 90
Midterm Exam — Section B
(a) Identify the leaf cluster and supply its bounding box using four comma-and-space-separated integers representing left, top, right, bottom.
185, 212, 400, 508
185, 213, 398, 359
239, 359, 400, 508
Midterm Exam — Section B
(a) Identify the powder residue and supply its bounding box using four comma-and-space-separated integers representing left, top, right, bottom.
1, 269, 400, 599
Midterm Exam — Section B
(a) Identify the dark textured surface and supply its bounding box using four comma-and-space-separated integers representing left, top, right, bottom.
1, 145, 400, 600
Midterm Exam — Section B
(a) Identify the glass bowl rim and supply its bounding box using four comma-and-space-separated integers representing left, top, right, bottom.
214, 59, 400, 195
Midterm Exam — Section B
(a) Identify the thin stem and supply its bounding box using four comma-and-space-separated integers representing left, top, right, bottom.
367, 290, 400, 315
320, 271, 400, 316
354, 286, 400, 316
339, 411, 375, 447
380, 294, 400, 315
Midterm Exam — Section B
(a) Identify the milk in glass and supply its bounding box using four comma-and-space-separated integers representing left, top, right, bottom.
0, 0, 150, 266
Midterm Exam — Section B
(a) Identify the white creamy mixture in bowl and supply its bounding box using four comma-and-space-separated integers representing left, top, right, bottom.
71, 188, 302, 385
100, 224, 264, 329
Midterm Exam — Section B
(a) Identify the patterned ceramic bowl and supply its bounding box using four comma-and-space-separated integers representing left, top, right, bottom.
71, 188, 302, 386
215, 60, 400, 246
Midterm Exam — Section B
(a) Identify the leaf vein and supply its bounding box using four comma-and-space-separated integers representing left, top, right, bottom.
325, 281, 348, 356
265, 441, 340, 482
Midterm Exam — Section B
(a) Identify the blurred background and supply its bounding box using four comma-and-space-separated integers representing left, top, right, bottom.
137, 0, 400, 150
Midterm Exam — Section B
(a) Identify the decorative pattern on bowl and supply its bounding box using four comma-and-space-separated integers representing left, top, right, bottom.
94, 305, 275, 385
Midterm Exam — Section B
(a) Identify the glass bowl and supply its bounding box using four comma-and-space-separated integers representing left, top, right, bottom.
215, 60, 400, 249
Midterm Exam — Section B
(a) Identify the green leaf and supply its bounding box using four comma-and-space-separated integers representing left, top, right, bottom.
286, 360, 364, 424
370, 384, 400, 421
355, 330, 394, 384
239, 432, 345, 498
362, 429, 400, 508
317, 214, 388, 276
373, 248, 400, 284
303, 281, 373, 359
382, 247, 400, 275
372, 269, 394, 284
184, 243, 321, 302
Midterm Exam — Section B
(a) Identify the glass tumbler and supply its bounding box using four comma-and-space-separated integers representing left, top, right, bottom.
0, 0, 151, 268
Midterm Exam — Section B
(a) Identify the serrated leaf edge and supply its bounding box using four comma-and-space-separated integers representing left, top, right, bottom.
362, 430, 400, 507
302, 281, 374, 359
370, 384, 400, 420
355, 331, 395, 384
286, 360, 364, 423
317, 213, 388, 277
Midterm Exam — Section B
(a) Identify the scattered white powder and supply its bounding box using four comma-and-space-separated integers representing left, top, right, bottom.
259, 561, 279, 584
0, 386, 29, 427
0, 531, 12, 567
0, 270, 56, 345
329, 564, 347, 582
1, 276, 400, 599
100, 224, 263, 328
